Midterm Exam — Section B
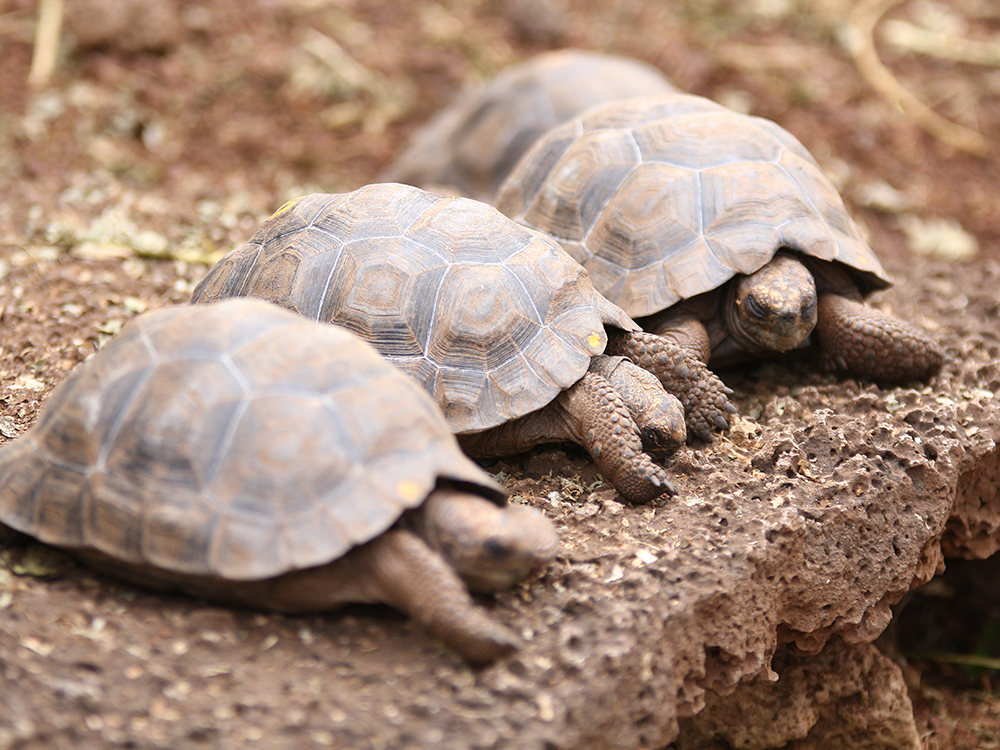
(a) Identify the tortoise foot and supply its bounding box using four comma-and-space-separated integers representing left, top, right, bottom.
608, 331, 736, 442
560, 370, 678, 503
360, 530, 523, 664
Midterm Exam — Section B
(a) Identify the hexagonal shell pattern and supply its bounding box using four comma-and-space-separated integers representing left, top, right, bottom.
380, 49, 677, 200
192, 184, 638, 434
497, 94, 891, 319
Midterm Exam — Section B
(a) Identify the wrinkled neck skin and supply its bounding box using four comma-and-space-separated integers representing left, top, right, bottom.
723, 251, 818, 356
407, 485, 557, 594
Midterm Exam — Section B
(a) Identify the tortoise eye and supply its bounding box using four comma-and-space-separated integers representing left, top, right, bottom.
483, 537, 514, 561
744, 293, 768, 320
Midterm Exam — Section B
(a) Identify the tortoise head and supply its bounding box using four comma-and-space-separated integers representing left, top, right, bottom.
416, 485, 558, 593
727, 251, 818, 354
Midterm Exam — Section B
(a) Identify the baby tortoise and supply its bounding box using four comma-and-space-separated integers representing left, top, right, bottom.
0, 299, 558, 663
381, 49, 677, 201
497, 94, 944, 431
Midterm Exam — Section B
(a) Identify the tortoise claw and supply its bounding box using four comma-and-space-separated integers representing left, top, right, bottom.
694, 427, 713, 442
560, 371, 680, 504
650, 470, 678, 497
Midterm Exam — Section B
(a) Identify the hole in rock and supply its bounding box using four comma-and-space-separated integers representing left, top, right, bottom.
893, 554, 1000, 690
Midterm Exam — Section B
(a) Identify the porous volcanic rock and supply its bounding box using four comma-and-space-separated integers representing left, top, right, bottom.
281, 254, 995, 750
674, 639, 922, 750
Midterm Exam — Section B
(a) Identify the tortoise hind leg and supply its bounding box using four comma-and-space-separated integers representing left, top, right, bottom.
816, 293, 944, 382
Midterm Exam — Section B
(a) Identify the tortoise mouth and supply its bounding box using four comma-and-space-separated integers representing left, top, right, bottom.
459, 552, 541, 593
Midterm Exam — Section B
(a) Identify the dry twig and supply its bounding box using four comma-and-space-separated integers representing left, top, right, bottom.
28, 0, 64, 88
883, 19, 1000, 67
844, 0, 990, 157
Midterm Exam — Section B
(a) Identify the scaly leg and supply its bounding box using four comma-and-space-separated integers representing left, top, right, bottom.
185, 528, 522, 664
606, 330, 735, 442
459, 369, 677, 503
557, 370, 677, 502
816, 294, 944, 382
350, 529, 521, 664
646, 312, 713, 364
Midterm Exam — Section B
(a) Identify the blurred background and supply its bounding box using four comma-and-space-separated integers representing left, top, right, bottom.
0, 0, 995, 272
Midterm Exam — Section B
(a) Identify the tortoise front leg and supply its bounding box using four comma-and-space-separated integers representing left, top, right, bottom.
351, 529, 522, 664
459, 369, 677, 503
606, 330, 735, 442
227, 528, 520, 663
815, 293, 944, 382
645, 311, 713, 364
556, 370, 677, 502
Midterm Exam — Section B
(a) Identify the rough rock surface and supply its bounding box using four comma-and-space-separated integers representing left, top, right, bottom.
675, 639, 922, 750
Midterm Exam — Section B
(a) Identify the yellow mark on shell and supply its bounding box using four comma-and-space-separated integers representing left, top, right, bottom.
396, 481, 423, 504
269, 197, 304, 220
587, 332, 602, 351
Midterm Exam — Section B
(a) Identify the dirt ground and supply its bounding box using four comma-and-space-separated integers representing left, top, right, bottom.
0, 0, 999, 748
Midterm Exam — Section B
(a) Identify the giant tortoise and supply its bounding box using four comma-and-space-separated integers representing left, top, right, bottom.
0, 299, 558, 663
380, 49, 677, 202
497, 94, 944, 409
192, 184, 735, 500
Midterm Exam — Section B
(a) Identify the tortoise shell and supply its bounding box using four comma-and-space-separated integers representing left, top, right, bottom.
496, 94, 891, 319
0, 299, 502, 581
191, 183, 637, 434
380, 49, 677, 201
